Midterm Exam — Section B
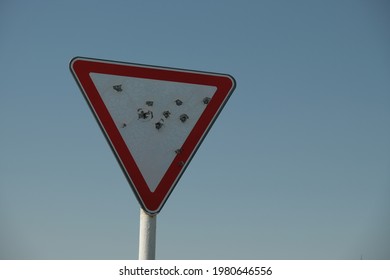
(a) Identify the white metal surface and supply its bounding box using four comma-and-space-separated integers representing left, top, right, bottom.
90, 73, 216, 192
138, 208, 157, 260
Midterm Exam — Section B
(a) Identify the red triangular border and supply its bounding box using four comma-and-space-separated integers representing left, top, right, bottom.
70, 57, 236, 214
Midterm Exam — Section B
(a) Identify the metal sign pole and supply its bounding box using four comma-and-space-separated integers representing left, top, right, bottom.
138, 208, 157, 260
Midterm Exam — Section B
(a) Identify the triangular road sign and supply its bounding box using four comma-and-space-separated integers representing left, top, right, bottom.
70, 57, 236, 214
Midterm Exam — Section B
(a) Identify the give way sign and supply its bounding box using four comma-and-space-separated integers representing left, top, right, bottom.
70, 57, 236, 214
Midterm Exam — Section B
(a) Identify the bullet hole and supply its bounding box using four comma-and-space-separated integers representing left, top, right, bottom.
162, 110, 171, 118
175, 148, 183, 154
203, 97, 211, 104
178, 161, 185, 166
146, 101, 153, 106
137, 108, 153, 120
122, 123, 127, 128
155, 119, 164, 130
175, 99, 183, 106
113, 85, 122, 92
179, 114, 189, 123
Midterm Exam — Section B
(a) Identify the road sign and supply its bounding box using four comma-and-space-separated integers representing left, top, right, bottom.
70, 57, 236, 214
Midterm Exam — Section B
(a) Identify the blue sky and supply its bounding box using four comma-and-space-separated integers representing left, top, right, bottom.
1, 0, 389, 259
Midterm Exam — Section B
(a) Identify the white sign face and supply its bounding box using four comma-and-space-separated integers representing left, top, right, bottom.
70, 57, 235, 214
90, 73, 217, 192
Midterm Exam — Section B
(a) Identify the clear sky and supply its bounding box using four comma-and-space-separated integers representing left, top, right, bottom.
1, 0, 389, 260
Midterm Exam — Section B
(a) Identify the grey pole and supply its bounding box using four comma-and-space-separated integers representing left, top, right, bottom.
138, 208, 157, 260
